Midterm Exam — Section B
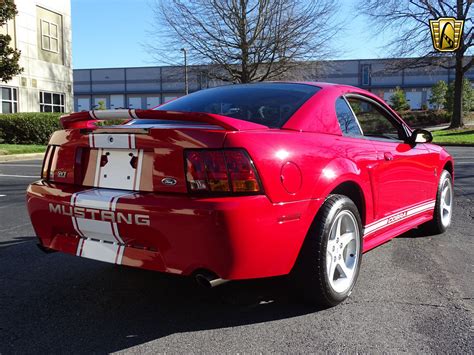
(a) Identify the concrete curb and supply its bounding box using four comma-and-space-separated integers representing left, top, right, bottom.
0, 153, 45, 162
439, 143, 474, 147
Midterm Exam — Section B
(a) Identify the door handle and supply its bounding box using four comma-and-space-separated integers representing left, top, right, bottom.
384, 152, 394, 161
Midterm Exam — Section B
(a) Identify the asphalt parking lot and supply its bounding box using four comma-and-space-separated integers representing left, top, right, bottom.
0, 147, 472, 353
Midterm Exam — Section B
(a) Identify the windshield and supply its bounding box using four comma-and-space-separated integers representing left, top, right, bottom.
155, 83, 320, 128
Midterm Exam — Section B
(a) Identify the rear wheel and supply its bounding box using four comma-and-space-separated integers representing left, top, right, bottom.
293, 195, 363, 307
421, 170, 453, 234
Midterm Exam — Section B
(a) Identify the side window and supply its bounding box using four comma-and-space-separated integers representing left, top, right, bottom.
335, 97, 362, 136
347, 97, 405, 141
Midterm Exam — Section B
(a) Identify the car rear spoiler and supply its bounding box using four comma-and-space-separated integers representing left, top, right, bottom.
60, 109, 268, 131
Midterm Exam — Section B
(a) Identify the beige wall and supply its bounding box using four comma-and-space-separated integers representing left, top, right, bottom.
0, 18, 16, 48
0, 0, 73, 113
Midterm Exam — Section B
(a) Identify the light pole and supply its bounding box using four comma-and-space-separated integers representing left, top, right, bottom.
181, 48, 188, 95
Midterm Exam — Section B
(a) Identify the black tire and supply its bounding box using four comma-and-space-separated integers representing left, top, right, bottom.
421, 170, 453, 235
292, 194, 363, 307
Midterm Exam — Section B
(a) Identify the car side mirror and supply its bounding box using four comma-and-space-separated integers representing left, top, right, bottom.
409, 129, 433, 145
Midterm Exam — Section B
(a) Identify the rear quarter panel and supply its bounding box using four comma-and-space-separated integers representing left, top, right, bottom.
224, 130, 376, 226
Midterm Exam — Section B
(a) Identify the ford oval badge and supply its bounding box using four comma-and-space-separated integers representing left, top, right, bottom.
161, 177, 177, 186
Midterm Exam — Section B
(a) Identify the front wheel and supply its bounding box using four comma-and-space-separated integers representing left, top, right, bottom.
421, 170, 453, 235
293, 194, 363, 307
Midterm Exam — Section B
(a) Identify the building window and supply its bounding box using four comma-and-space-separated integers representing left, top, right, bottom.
37, 6, 64, 65
40, 92, 65, 112
361, 64, 371, 86
41, 20, 59, 53
0, 87, 18, 113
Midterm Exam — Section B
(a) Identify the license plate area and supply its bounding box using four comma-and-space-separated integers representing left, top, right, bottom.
93, 148, 144, 190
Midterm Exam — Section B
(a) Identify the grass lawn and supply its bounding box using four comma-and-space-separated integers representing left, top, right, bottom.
432, 127, 474, 145
0, 144, 46, 155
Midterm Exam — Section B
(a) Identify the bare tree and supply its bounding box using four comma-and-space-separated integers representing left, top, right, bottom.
148, 0, 340, 83
357, 0, 473, 128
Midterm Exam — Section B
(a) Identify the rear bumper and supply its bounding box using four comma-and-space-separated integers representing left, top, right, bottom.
27, 181, 320, 280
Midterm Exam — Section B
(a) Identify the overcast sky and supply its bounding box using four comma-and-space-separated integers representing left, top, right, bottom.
71, 0, 388, 69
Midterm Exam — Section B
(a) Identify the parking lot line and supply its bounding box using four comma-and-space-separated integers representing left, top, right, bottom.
0, 164, 42, 167
0, 174, 38, 178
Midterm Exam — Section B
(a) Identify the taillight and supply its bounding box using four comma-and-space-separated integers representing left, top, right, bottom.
185, 149, 263, 195
224, 150, 260, 192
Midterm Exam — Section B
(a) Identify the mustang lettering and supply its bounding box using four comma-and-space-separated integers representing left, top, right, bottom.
48, 203, 150, 226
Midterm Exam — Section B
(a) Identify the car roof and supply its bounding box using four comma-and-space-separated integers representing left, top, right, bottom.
201, 81, 365, 94
241, 81, 367, 93
277, 81, 361, 91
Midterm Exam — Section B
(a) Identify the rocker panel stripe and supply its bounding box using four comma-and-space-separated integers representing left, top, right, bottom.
364, 200, 436, 237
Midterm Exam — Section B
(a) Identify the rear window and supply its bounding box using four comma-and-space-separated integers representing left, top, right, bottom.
155, 83, 320, 128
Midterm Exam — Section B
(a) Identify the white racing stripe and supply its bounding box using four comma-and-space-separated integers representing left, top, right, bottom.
88, 133, 143, 191
90, 133, 135, 149
133, 149, 144, 191
364, 200, 436, 237
93, 148, 103, 187
71, 189, 134, 264
129, 109, 139, 119
90, 109, 136, 120
70, 119, 146, 264
89, 110, 99, 120
77, 239, 125, 265
95, 149, 142, 190
88, 133, 94, 148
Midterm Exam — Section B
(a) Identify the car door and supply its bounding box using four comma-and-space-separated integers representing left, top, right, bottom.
345, 94, 437, 221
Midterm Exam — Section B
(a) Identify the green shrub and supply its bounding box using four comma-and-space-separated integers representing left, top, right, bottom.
96, 100, 106, 110
429, 80, 448, 110
390, 87, 410, 112
400, 110, 450, 128
0, 112, 62, 145
444, 78, 474, 113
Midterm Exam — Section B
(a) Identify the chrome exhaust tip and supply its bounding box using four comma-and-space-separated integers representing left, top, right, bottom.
36, 243, 57, 254
209, 278, 229, 288
195, 273, 229, 288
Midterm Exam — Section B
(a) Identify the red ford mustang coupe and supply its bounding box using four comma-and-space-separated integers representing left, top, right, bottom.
27, 82, 454, 306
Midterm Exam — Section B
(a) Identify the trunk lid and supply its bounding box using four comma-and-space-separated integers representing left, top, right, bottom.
47, 110, 268, 193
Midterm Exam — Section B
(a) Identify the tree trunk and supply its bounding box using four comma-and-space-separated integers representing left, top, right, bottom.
239, 0, 250, 83
450, 51, 464, 129
450, 0, 465, 129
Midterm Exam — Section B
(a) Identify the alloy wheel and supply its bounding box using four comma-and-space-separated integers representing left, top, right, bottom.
440, 175, 453, 228
326, 210, 360, 294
